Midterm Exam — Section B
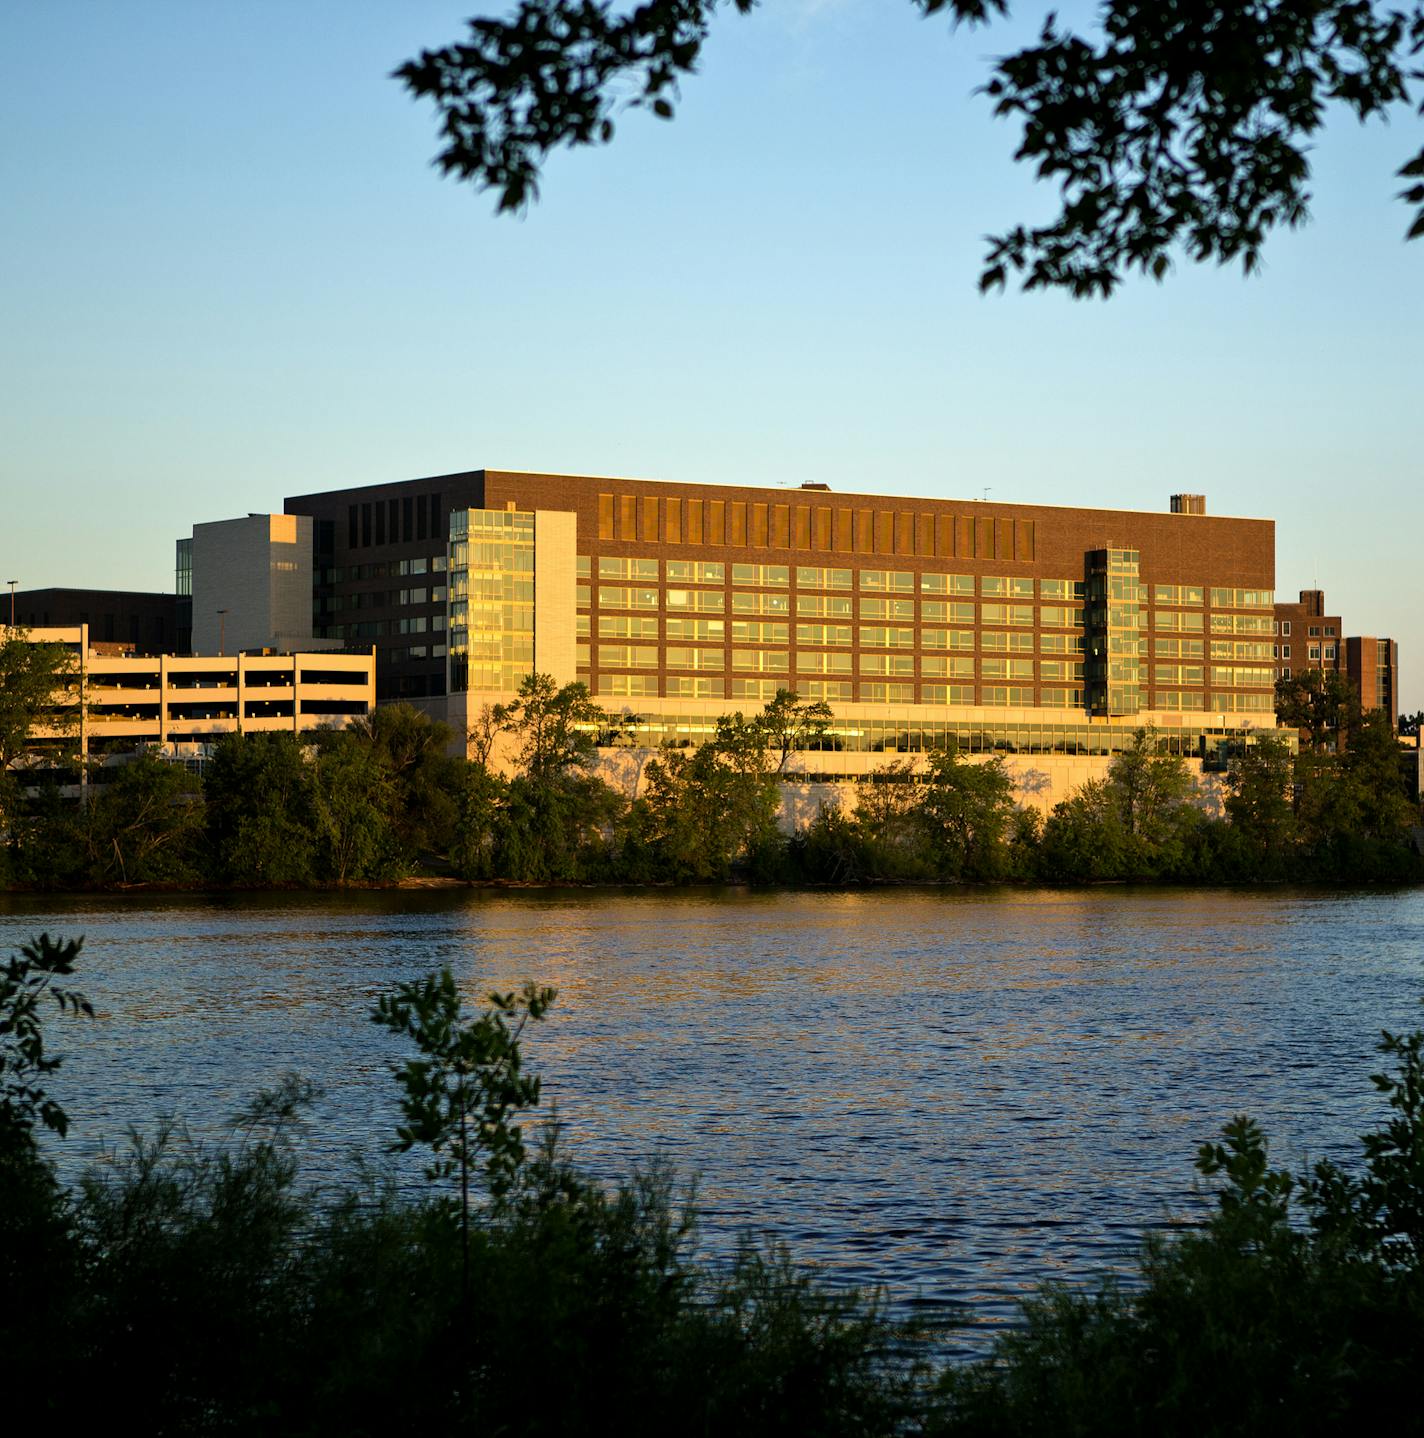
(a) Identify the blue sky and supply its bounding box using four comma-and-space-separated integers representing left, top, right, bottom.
3, 1, 1420, 707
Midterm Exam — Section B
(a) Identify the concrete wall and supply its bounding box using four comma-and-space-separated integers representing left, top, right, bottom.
192, 513, 313, 654
588, 747, 1227, 832
533, 509, 577, 688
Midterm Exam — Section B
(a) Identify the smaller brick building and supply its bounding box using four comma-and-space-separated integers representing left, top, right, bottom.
1274, 589, 1343, 685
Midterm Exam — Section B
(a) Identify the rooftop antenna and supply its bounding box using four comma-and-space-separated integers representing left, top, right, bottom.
982, 487, 991, 503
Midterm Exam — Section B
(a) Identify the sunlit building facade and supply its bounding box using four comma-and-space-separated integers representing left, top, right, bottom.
284, 470, 1286, 775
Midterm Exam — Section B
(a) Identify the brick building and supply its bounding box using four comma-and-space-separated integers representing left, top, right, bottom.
1273, 590, 1343, 685
9, 588, 182, 656
277, 470, 1284, 770
1346, 636, 1400, 727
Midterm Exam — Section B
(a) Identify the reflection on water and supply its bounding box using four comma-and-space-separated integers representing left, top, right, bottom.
3, 887, 1422, 1354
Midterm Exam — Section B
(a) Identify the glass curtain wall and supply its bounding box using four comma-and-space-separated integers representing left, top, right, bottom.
1085, 548, 1144, 717
447, 509, 535, 694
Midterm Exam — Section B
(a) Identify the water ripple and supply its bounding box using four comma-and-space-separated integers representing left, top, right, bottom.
3, 885, 1422, 1356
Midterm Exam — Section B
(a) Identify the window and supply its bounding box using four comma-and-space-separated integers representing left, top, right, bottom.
731, 563, 789, 587
858, 626, 915, 649
859, 653, 915, 677
600, 557, 659, 581
599, 674, 658, 698
795, 566, 852, 590
732, 591, 790, 615
921, 655, 975, 679
666, 617, 724, 642
860, 570, 913, 593
665, 675, 724, 699
1039, 605, 1084, 628
666, 647, 723, 671
796, 650, 852, 674
982, 604, 1033, 627
1281, 620, 1292, 636
730, 621, 788, 645
667, 560, 725, 583
1040, 579, 1084, 600
599, 586, 660, 611
732, 649, 789, 673
796, 623, 852, 647
598, 645, 658, 669
599, 615, 659, 639
1282, 644, 1291, 659
1324, 643, 1336, 661
666, 588, 724, 613
921, 573, 974, 596
797, 593, 853, 618
921, 684, 974, 706
1309, 625, 1321, 637
859, 597, 915, 620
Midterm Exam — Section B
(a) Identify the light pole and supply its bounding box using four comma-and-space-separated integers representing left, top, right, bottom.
6, 579, 16, 628
216, 608, 229, 656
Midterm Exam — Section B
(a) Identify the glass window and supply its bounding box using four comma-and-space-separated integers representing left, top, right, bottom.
796, 566, 852, 590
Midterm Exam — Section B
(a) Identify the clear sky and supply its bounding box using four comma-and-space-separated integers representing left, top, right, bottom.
2, 1, 1420, 708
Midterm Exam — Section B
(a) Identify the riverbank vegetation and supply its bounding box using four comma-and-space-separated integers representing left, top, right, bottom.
4, 932, 1424, 1434
2, 676, 1421, 891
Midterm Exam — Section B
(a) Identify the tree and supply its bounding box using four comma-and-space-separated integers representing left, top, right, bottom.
1038, 776, 1129, 882
82, 753, 205, 887
310, 731, 401, 884
203, 733, 318, 885
756, 689, 833, 776
915, 746, 1016, 880
632, 714, 781, 881
0, 630, 81, 829
1223, 731, 1297, 869
350, 703, 462, 860
494, 673, 606, 780
397, 0, 1424, 296
1276, 667, 1362, 753
372, 970, 555, 1301
0, 934, 92, 1154
1342, 707, 1414, 841
1106, 727, 1194, 847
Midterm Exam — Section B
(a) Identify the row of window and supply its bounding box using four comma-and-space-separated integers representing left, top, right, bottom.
317, 555, 449, 585
320, 615, 447, 639
583, 558, 1085, 596
595, 675, 1068, 706
582, 586, 1278, 635
592, 677, 1280, 713
346, 494, 443, 551
1273, 643, 1336, 663
585, 615, 1093, 650
586, 645, 1091, 681
1273, 620, 1338, 637
581, 558, 1272, 609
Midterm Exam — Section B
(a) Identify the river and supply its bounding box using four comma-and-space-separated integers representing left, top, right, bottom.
3, 886, 1422, 1352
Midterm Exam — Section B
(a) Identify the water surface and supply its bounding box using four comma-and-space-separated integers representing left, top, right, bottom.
4, 887, 1421, 1351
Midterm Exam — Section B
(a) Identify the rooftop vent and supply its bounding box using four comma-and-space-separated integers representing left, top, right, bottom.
1170, 494, 1206, 515
799, 482, 831, 491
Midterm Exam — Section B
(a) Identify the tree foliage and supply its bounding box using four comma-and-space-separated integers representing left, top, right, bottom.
81, 754, 205, 887
0, 934, 91, 1153
1276, 666, 1362, 752
397, 0, 1424, 295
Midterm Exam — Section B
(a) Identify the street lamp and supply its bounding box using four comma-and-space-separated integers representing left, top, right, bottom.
6, 579, 16, 628
216, 608, 229, 656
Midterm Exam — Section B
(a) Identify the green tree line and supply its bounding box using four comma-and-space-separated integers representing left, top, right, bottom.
2, 673, 1420, 891
5, 932, 1424, 1433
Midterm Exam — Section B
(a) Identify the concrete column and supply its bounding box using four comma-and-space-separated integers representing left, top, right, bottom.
533, 509, 577, 688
